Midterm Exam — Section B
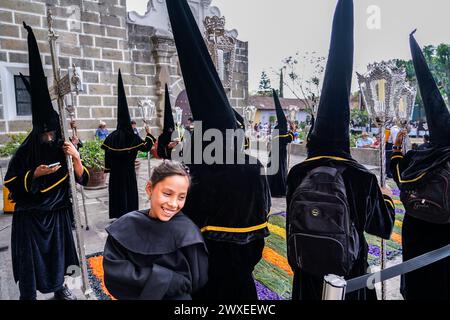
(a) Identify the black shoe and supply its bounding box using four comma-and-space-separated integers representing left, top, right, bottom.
54, 285, 77, 300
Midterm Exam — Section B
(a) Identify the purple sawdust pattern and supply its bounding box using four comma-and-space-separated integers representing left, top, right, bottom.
255, 280, 283, 300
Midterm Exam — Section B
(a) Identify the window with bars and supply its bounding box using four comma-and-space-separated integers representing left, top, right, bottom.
14, 75, 31, 116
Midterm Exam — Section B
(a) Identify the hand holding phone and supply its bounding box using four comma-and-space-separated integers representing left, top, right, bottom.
47, 162, 60, 169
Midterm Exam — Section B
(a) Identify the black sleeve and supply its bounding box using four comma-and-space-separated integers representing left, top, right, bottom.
4, 166, 36, 200
364, 177, 396, 239
390, 151, 406, 187
179, 244, 208, 294
103, 148, 112, 173
278, 132, 294, 144
139, 133, 156, 152
76, 165, 90, 186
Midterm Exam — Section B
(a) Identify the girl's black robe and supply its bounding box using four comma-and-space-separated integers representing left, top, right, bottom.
103, 210, 208, 300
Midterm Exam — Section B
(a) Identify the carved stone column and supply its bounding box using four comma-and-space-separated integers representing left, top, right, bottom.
151, 35, 177, 130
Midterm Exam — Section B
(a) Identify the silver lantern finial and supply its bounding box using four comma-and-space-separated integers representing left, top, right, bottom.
138, 98, 156, 125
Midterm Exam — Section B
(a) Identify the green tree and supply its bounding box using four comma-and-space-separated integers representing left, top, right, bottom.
350, 109, 369, 127
258, 71, 272, 96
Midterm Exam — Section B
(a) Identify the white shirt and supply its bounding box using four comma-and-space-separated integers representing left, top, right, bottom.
388, 126, 400, 144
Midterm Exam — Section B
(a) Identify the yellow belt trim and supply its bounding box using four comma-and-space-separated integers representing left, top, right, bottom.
146, 135, 155, 144
201, 222, 268, 233
275, 134, 291, 139
305, 156, 350, 162
384, 199, 395, 209
391, 155, 404, 160
24, 170, 31, 193
83, 166, 90, 180
40, 174, 68, 193
396, 164, 427, 184
102, 142, 145, 152
4, 176, 17, 184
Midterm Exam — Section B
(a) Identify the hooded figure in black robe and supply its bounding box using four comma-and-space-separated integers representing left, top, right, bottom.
267, 90, 294, 197
390, 31, 450, 300
286, 0, 395, 300
166, 0, 271, 300
4, 23, 89, 300
157, 84, 177, 160
103, 210, 208, 300
102, 70, 156, 219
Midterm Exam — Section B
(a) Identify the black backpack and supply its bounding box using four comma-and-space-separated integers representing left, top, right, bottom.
400, 162, 450, 224
287, 164, 359, 276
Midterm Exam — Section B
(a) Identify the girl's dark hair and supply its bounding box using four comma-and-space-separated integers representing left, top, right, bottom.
150, 160, 190, 186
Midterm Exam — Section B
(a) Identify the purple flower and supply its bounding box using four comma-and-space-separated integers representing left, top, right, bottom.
270, 211, 286, 218
255, 280, 283, 300
368, 244, 380, 257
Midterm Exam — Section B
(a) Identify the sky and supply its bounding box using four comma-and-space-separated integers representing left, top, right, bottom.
126, 0, 449, 96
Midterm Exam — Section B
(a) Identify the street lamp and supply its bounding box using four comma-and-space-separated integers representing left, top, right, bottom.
138, 98, 156, 178
357, 61, 413, 300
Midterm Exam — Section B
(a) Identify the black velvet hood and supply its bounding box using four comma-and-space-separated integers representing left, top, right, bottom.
158, 84, 176, 150
273, 89, 288, 134
410, 30, 450, 147
166, 0, 237, 132
307, 0, 354, 158
103, 70, 143, 150
5, 23, 64, 184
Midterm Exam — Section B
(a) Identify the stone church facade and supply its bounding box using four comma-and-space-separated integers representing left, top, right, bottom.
0, 0, 249, 142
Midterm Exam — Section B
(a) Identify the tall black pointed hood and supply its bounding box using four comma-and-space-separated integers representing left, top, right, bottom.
307, 0, 354, 157
410, 30, 450, 147
23, 22, 60, 134
163, 84, 175, 133
273, 89, 288, 134
102, 70, 143, 150
116, 69, 133, 133
4, 23, 65, 185
157, 84, 176, 159
19, 72, 31, 94
166, 0, 237, 132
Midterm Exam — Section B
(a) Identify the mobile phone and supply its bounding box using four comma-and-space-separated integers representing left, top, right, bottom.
47, 162, 60, 169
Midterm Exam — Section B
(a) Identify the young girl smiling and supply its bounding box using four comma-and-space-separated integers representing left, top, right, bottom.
103, 160, 208, 300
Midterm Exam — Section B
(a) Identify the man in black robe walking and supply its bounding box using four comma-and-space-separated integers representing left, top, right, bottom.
267, 90, 294, 197
286, 0, 395, 300
166, 0, 271, 300
4, 23, 89, 300
390, 30, 450, 300
102, 70, 156, 219
157, 84, 180, 160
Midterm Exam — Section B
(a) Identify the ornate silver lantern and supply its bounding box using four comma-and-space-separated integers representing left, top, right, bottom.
357, 61, 415, 300
138, 98, 156, 126
138, 98, 156, 178
174, 106, 183, 140
203, 16, 236, 91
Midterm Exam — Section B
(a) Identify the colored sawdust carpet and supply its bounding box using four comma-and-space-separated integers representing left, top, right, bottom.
87, 185, 404, 300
